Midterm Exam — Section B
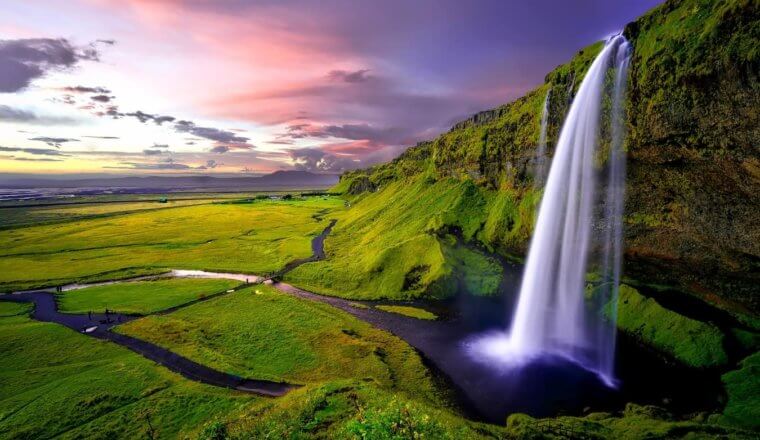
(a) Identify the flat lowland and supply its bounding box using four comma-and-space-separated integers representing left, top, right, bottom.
116, 284, 435, 386
57, 278, 242, 314
0, 301, 258, 439
0, 197, 343, 292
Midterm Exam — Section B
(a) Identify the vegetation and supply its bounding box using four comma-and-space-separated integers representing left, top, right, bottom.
286, 176, 510, 300
0, 197, 343, 292
612, 285, 727, 368
505, 403, 755, 440
117, 285, 438, 389
0, 301, 257, 439
0, 198, 217, 229
375, 305, 437, 320
718, 351, 760, 430
57, 278, 242, 314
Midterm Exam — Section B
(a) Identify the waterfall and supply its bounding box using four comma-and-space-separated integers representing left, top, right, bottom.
534, 89, 551, 188
468, 35, 631, 387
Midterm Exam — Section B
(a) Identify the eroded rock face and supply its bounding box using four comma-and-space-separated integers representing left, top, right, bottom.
339, 0, 760, 311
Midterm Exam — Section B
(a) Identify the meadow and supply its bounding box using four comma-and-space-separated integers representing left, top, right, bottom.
57, 278, 242, 315
0, 301, 258, 439
0, 196, 344, 292
0, 285, 501, 439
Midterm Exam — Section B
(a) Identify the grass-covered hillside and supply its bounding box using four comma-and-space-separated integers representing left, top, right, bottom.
314, 0, 759, 313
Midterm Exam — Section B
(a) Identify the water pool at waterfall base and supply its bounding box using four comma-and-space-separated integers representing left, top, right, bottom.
464, 330, 620, 389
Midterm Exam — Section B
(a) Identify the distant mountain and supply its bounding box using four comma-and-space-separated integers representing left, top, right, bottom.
0, 170, 339, 190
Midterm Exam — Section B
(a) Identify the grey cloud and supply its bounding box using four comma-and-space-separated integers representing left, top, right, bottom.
328, 69, 372, 83
143, 149, 166, 156
206, 160, 218, 168
82, 135, 120, 139
0, 146, 69, 156
0, 105, 78, 125
210, 145, 230, 154
13, 157, 64, 162
28, 137, 79, 148
174, 120, 253, 147
108, 162, 192, 170
62, 85, 111, 94
90, 94, 111, 102
0, 38, 101, 93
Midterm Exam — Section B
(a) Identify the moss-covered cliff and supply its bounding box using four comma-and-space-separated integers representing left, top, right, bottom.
327, 0, 759, 314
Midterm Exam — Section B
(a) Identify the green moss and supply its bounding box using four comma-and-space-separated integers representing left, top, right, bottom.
505, 404, 754, 440
718, 351, 760, 430
375, 305, 437, 320
613, 285, 727, 368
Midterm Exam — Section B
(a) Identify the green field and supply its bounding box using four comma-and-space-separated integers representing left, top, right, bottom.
0, 302, 257, 439
117, 284, 436, 386
57, 278, 242, 314
0, 197, 343, 292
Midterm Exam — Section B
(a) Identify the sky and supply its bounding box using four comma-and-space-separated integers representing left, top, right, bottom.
0, 0, 662, 176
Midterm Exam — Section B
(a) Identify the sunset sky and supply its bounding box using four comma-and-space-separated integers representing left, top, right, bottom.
1, 0, 660, 176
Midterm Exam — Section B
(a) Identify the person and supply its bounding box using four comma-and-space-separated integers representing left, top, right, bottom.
88, 311, 92, 320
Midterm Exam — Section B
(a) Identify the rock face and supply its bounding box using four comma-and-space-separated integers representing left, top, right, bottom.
338, 0, 759, 312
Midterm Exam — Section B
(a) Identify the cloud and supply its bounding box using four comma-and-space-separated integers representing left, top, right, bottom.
287, 147, 358, 173
210, 145, 230, 154
108, 161, 192, 170
328, 69, 371, 83
61, 85, 111, 94
0, 38, 102, 93
28, 136, 79, 148
174, 120, 253, 148
12, 157, 64, 162
0, 105, 78, 125
206, 160, 218, 168
81, 135, 120, 139
151, 143, 170, 148
90, 94, 112, 102
143, 149, 166, 155
0, 146, 69, 156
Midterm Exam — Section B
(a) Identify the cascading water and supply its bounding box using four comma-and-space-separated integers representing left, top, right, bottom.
468, 35, 631, 387
534, 89, 551, 188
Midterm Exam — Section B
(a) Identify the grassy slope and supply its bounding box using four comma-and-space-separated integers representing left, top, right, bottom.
286, 176, 508, 300
0, 302, 255, 439
0, 197, 343, 291
57, 278, 242, 314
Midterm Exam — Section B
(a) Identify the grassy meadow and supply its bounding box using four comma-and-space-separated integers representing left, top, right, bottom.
0, 196, 344, 292
117, 284, 436, 387
57, 278, 242, 315
0, 301, 258, 439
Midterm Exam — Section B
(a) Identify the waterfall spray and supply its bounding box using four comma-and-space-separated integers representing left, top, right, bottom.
534, 89, 551, 188
468, 35, 631, 387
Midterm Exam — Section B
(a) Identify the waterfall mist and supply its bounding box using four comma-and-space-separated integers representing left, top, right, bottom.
468, 35, 631, 387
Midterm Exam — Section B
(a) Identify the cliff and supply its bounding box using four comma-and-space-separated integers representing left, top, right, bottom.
329, 0, 760, 313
